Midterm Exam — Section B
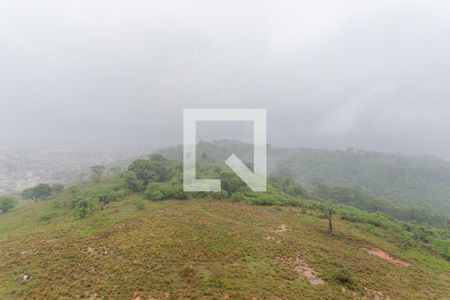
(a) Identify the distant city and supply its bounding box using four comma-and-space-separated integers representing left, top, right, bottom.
0, 147, 146, 195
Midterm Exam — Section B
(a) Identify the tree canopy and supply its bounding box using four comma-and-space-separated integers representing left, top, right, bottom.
21, 184, 53, 200
0, 196, 17, 213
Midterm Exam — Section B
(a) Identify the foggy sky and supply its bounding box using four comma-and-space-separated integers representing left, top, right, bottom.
1, 1, 450, 158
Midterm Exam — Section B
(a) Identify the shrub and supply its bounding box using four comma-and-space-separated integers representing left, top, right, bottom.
145, 182, 187, 200
92, 188, 119, 204
145, 182, 172, 199
249, 198, 276, 206
147, 190, 165, 201
230, 192, 245, 202
97, 191, 115, 204
173, 189, 189, 199
282, 199, 303, 207
135, 198, 147, 210
211, 191, 228, 200
305, 200, 324, 210
191, 191, 209, 199
399, 235, 413, 249
333, 268, 353, 285
71, 196, 95, 218
113, 190, 127, 200
39, 212, 54, 223
412, 226, 433, 243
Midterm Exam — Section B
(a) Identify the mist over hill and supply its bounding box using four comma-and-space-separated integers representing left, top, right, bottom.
158, 140, 450, 219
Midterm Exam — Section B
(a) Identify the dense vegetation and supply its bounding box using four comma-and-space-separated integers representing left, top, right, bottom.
159, 140, 450, 226
312, 184, 446, 226
274, 148, 450, 218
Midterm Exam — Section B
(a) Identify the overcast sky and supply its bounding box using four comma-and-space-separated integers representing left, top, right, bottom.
1, 0, 450, 158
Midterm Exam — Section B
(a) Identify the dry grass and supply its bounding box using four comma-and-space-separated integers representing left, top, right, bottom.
0, 196, 449, 299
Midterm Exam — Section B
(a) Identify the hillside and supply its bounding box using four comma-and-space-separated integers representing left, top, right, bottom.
1, 192, 449, 299
1, 154, 449, 299
159, 141, 450, 220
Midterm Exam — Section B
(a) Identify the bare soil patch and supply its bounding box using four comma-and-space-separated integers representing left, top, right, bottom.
364, 247, 410, 267
280, 257, 325, 285
273, 224, 288, 233
86, 246, 109, 257
264, 235, 281, 243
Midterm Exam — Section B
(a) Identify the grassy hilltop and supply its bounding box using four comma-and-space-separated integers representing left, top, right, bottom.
0, 155, 449, 299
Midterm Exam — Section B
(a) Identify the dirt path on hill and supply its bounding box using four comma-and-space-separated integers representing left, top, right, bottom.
363, 247, 410, 266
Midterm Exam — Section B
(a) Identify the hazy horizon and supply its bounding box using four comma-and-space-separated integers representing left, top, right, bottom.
2, 139, 449, 165
1, 1, 450, 159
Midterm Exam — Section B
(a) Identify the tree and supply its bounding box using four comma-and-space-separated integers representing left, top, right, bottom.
122, 171, 144, 192
128, 159, 160, 185
91, 165, 106, 183
0, 196, 17, 213
21, 184, 52, 200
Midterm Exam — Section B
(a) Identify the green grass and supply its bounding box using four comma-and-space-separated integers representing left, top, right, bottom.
0, 192, 449, 299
